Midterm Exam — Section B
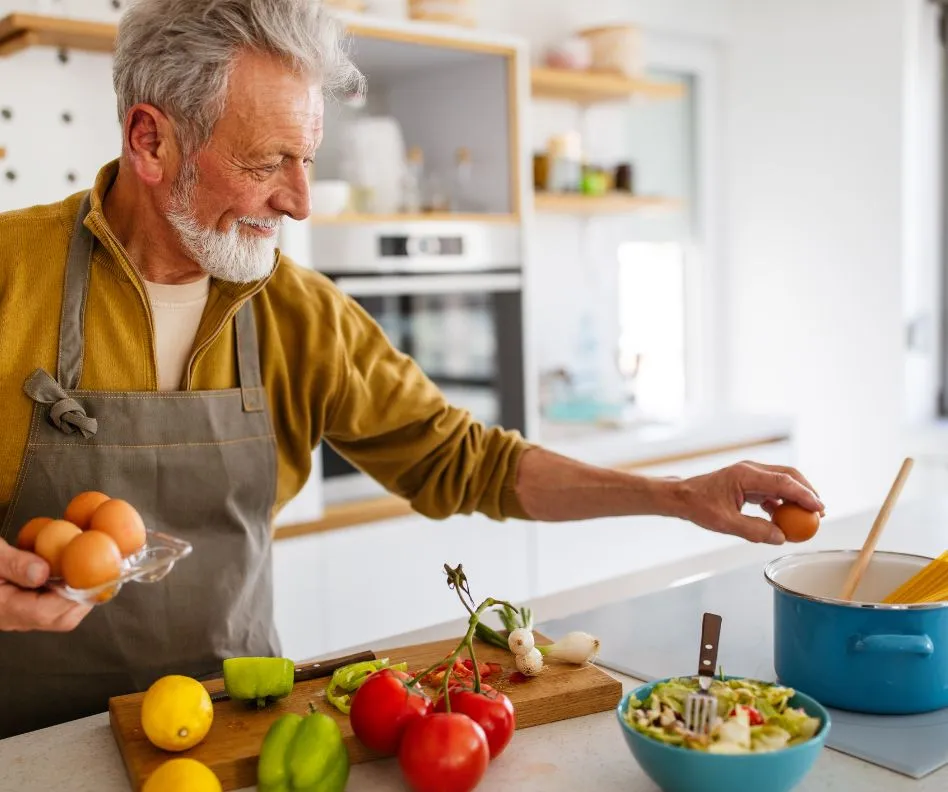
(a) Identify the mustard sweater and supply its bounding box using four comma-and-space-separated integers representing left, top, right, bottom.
0, 161, 532, 529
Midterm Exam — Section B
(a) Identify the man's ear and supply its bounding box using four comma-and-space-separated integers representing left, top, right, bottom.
123, 103, 179, 188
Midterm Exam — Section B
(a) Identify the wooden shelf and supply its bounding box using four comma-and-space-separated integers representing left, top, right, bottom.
531, 67, 684, 104
0, 13, 116, 56
311, 212, 517, 225
534, 192, 682, 215
0, 13, 504, 58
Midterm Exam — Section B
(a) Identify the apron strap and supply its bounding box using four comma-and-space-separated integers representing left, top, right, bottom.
57, 192, 95, 391
234, 299, 265, 412
22, 369, 98, 438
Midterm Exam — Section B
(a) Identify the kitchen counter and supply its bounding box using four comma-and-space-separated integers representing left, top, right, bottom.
4, 494, 945, 792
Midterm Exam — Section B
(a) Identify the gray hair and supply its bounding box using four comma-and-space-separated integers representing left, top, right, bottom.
113, 0, 363, 157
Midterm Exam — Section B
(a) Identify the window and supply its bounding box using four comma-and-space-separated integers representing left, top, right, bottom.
615, 66, 703, 420
617, 241, 687, 419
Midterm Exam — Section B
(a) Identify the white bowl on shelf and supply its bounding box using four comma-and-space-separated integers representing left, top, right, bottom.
311, 180, 351, 216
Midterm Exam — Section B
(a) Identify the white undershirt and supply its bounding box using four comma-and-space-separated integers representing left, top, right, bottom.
143, 278, 211, 391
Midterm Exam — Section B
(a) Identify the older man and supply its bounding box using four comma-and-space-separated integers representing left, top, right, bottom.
0, 0, 823, 737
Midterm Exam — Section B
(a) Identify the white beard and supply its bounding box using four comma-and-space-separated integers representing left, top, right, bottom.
166, 163, 282, 284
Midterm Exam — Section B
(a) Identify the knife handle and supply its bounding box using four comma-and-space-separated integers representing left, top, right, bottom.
207, 650, 380, 703
294, 650, 378, 682
697, 612, 722, 679
201, 649, 378, 684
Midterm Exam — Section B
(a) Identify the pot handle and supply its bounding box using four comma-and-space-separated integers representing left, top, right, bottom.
850, 634, 934, 656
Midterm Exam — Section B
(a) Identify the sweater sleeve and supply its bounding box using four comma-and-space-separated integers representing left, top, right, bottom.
321, 293, 534, 521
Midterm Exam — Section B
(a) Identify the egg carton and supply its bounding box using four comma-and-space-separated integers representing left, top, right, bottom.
47, 529, 193, 606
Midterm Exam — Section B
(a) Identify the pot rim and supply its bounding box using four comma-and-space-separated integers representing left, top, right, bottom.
763, 549, 948, 611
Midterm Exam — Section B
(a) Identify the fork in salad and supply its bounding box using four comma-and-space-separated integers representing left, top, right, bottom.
684, 612, 723, 735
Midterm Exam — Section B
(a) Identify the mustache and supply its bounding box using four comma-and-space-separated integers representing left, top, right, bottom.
237, 216, 284, 230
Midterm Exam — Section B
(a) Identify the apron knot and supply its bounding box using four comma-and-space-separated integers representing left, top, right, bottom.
22, 369, 98, 439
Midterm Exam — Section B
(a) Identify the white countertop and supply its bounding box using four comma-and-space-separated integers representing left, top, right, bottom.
3, 494, 947, 792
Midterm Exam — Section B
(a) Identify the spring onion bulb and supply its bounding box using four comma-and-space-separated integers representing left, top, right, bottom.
536, 631, 601, 665
508, 627, 535, 656
515, 647, 544, 676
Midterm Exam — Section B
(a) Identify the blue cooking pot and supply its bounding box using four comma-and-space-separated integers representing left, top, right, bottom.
764, 550, 948, 715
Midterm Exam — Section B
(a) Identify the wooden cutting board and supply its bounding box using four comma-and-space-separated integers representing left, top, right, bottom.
109, 632, 621, 791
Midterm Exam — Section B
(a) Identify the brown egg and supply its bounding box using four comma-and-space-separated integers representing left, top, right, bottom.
773, 503, 821, 543
64, 491, 111, 531
88, 499, 146, 558
16, 516, 53, 552
34, 520, 83, 578
61, 530, 123, 590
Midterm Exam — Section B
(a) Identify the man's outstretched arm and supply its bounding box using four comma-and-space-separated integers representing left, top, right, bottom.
513, 447, 824, 544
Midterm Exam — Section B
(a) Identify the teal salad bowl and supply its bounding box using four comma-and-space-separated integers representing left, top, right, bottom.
616, 675, 831, 792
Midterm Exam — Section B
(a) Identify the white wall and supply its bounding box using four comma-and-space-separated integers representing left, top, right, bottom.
366, 0, 738, 47
901, 0, 943, 425
724, 0, 922, 516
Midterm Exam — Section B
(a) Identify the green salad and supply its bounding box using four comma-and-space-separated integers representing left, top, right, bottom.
623, 676, 822, 753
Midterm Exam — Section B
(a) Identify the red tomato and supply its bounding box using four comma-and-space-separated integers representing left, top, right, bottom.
435, 684, 516, 759
461, 658, 497, 679
398, 713, 490, 792
729, 705, 764, 726
349, 668, 432, 755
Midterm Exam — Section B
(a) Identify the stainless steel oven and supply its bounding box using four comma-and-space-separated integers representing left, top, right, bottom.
311, 222, 526, 504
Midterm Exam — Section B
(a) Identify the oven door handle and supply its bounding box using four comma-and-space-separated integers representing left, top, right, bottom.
333, 273, 522, 297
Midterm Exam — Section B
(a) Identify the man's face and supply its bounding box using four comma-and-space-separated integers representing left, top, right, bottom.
166, 50, 323, 283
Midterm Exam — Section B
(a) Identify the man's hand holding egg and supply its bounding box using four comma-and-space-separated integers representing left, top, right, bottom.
675, 461, 825, 545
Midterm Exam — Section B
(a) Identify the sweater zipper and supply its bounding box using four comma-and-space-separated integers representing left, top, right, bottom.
183, 282, 267, 390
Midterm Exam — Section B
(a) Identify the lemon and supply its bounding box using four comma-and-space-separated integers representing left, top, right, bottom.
142, 758, 222, 792
140, 675, 214, 752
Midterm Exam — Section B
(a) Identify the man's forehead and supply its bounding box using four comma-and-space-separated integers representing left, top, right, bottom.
225, 50, 324, 113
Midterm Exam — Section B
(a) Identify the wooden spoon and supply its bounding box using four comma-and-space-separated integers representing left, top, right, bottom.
838, 457, 915, 601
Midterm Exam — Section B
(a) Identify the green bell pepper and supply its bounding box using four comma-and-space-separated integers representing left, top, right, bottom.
325, 658, 409, 715
223, 656, 295, 709
258, 708, 350, 792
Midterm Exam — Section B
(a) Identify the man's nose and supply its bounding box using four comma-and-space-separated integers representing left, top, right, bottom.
272, 161, 311, 222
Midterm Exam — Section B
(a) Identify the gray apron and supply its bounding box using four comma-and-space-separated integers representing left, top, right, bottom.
0, 193, 281, 739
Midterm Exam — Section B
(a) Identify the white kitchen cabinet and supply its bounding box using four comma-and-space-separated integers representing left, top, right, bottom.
271, 531, 331, 662
319, 512, 534, 654
273, 439, 795, 659
272, 510, 534, 660
532, 440, 795, 597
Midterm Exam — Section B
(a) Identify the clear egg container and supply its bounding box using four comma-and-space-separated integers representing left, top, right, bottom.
47, 529, 193, 606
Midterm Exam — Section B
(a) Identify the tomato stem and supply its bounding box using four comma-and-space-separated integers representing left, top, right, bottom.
407, 565, 516, 699
467, 619, 482, 695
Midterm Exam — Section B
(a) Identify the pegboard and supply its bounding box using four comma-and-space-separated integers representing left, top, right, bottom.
0, 1, 124, 212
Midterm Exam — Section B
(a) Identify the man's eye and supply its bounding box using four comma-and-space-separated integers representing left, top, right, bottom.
256, 163, 281, 175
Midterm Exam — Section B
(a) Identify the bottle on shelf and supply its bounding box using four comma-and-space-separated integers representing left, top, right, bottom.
544, 132, 583, 193
424, 169, 451, 213
450, 147, 482, 213
401, 146, 424, 214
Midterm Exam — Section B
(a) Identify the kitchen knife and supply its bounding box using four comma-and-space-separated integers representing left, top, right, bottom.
207, 649, 378, 703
